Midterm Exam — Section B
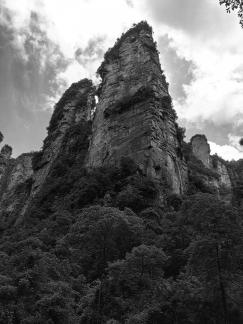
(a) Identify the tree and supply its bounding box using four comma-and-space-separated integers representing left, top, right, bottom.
66, 206, 144, 279
181, 194, 243, 323
86, 245, 169, 323
219, 0, 243, 27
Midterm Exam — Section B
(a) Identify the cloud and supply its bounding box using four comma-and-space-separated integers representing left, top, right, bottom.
158, 34, 194, 103
182, 119, 238, 145
125, 0, 134, 7
0, 2, 69, 156
75, 36, 105, 66
141, 0, 238, 39
209, 141, 243, 161
73, 36, 106, 81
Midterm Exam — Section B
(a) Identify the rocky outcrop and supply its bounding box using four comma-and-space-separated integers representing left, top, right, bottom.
191, 135, 211, 168
190, 134, 232, 201
30, 79, 95, 198
87, 22, 187, 194
13, 79, 96, 222
0, 138, 35, 228
0, 153, 33, 229
0, 79, 95, 226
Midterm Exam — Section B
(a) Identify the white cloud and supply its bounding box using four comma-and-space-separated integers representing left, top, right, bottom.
209, 141, 243, 161
1, 0, 142, 85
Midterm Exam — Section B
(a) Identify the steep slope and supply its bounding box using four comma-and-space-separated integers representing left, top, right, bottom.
87, 22, 188, 194
31, 78, 95, 198
22, 78, 95, 220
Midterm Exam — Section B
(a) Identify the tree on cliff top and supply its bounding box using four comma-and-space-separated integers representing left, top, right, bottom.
0, 132, 3, 144
219, 0, 243, 27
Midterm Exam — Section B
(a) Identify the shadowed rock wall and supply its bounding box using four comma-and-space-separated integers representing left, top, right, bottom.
30, 79, 95, 198
0, 79, 95, 226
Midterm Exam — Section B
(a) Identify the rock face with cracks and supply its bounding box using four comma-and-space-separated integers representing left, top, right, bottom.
0, 79, 95, 227
87, 22, 188, 194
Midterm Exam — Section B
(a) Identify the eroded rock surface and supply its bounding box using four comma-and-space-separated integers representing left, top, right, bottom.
0, 153, 33, 229
190, 134, 232, 200
191, 135, 211, 168
0, 79, 95, 226
31, 78, 95, 197
87, 22, 187, 194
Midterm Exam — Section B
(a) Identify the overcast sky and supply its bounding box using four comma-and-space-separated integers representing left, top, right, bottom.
0, 0, 243, 160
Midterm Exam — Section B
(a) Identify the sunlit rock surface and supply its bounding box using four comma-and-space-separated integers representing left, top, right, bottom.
87, 22, 188, 194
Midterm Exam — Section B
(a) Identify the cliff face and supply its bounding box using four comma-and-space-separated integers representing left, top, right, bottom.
0, 151, 33, 229
191, 135, 211, 168
87, 22, 187, 194
0, 79, 95, 227
190, 134, 232, 201
30, 79, 95, 198
17, 79, 96, 222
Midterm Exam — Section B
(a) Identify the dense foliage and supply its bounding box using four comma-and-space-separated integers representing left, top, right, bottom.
0, 146, 243, 323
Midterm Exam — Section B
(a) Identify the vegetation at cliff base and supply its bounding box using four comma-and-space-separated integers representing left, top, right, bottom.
0, 153, 242, 323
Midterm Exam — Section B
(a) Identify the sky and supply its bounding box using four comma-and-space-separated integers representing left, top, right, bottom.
0, 0, 242, 160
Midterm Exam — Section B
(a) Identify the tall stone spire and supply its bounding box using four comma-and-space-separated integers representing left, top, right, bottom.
87, 22, 187, 194
31, 79, 95, 197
